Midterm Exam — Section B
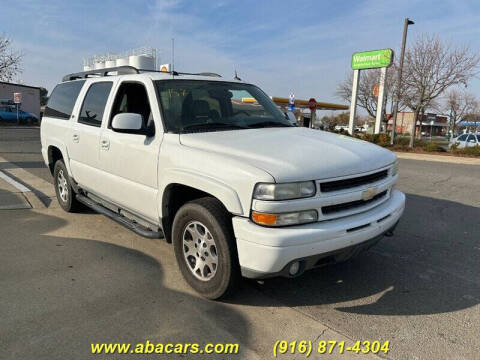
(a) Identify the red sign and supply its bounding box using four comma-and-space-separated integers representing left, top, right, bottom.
13, 92, 22, 104
308, 98, 317, 111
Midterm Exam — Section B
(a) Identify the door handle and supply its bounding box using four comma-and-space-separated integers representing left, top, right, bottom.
101, 139, 110, 150
73, 134, 79, 143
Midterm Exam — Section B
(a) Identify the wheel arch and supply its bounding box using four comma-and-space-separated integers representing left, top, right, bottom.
160, 178, 243, 243
47, 144, 73, 177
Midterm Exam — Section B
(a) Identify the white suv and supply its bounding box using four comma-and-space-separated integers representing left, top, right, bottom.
41, 66, 405, 299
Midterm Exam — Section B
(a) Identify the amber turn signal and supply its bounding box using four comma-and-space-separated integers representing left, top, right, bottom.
251, 211, 277, 226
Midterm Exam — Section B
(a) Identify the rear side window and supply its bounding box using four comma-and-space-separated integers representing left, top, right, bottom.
44, 80, 85, 120
78, 82, 113, 127
457, 134, 468, 141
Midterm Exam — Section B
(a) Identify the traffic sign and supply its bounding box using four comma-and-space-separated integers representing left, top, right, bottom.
308, 98, 317, 111
13, 92, 22, 103
351, 49, 393, 70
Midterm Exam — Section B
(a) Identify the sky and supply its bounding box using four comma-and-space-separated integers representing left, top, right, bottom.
2, 0, 480, 106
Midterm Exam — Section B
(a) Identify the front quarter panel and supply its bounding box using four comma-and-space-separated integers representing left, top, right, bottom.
157, 133, 275, 217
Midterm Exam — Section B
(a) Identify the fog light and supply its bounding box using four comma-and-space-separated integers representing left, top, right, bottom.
289, 261, 300, 276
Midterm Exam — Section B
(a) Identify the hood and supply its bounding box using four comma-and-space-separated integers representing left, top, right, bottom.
180, 127, 396, 182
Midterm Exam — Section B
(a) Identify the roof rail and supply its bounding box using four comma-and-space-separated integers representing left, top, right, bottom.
62, 66, 139, 82
195, 72, 222, 78
137, 69, 222, 78
62, 66, 223, 82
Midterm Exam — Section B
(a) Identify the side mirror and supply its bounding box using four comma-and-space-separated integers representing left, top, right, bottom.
111, 113, 147, 135
285, 111, 297, 125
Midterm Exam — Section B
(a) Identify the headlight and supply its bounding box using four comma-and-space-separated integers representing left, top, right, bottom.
391, 160, 399, 177
253, 181, 316, 200
252, 209, 318, 226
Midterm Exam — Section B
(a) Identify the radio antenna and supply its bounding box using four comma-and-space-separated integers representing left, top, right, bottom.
171, 38, 175, 78
234, 68, 241, 81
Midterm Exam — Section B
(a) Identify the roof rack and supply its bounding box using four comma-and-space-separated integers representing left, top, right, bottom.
62, 66, 223, 82
62, 66, 139, 82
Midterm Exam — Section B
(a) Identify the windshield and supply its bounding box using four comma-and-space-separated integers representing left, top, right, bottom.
155, 80, 292, 133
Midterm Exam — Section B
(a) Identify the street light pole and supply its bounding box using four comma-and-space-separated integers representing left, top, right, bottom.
390, 18, 414, 145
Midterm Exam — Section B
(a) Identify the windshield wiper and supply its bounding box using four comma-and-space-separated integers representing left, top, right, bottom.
247, 121, 293, 128
181, 122, 248, 132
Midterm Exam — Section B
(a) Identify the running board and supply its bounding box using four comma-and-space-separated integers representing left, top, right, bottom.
76, 194, 163, 239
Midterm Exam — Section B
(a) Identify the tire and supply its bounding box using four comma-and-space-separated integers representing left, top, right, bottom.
53, 160, 81, 212
172, 197, 239, 299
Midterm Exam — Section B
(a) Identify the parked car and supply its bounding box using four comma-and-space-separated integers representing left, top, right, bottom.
449, 133, 480, 148
0, 105, 39, 125
41, 67, 405, 299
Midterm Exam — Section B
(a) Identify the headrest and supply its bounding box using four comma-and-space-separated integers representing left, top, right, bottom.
193, 100, 210, 116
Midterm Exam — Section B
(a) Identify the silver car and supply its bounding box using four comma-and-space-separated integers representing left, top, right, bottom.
450, 133, 480, 148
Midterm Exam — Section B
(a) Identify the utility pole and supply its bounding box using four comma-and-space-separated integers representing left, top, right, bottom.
390, 18, 414, 145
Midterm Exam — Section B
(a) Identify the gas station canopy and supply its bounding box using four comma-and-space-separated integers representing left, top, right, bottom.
270, 97, 348, 110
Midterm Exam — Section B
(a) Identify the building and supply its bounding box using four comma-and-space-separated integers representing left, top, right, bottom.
387, 111, 448, 137
0, 82, 41, 119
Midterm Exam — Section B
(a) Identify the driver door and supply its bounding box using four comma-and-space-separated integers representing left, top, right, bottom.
98, 79, 163, 223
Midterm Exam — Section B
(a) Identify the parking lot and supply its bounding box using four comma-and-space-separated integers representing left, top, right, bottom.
1, 127, 479, 360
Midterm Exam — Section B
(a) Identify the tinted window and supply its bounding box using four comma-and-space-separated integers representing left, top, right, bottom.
476, 135, 480, 142
44, 80, 85, 120
78, 82, 113, 127
155, 80, 291, 133
467, 135, 476, 142
457, 134, 468, 141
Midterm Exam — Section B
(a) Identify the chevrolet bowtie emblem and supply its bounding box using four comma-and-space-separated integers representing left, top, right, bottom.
362, 187, 378, 201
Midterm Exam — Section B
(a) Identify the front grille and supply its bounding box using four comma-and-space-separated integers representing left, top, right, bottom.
320, 169, 389, 193
322, 190, 388, 215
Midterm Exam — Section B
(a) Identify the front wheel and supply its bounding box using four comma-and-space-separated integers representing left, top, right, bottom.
172, 197, 239, 299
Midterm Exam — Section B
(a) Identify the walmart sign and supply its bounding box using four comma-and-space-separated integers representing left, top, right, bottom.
351, 49, 393, 70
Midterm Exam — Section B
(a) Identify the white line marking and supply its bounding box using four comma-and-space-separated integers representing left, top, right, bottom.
0, 170, 31, 193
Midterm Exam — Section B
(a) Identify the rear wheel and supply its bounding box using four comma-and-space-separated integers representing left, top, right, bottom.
54, 160, 81, 212
172, 197, 239, 299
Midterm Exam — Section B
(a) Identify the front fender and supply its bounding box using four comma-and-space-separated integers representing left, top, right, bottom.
158, 168, 244, 216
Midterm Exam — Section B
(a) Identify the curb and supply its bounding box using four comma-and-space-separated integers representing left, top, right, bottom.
395, 152, 480, 166
0, 169, 48, 209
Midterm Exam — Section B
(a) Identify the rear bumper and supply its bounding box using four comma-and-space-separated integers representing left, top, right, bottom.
232, 190, 405, 278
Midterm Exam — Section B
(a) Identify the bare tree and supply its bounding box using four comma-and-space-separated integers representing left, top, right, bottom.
443, 89, 477, 134
0, 36, 22, 81
336, 64, 407, 130
402, 34, 480, 147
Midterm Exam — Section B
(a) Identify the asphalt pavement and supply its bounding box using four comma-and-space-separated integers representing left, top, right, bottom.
1, 127, 479, 360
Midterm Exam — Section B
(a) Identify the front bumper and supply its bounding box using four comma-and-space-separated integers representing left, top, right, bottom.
233, 189, 405, 278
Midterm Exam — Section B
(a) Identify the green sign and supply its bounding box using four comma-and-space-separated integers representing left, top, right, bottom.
351, 49, 393, 70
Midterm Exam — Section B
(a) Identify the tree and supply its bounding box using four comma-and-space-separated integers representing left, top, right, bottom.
443, 89, 477, 135
321, 112, 349, 130
0, 36, 22, 81
402, 34, 480, 147
336, 64, 407, 129
40, 87, 49, 106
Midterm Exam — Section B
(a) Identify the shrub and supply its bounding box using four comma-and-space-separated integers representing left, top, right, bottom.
452, 146, 480, 157
394, 137, 410, 146
360, 133, 391, 146
376, 134, 391, 146
422, 142, 445, 152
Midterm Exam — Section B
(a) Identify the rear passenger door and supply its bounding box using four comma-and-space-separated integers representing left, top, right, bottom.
68, 81, 113, 194
98, 79, 162, 223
